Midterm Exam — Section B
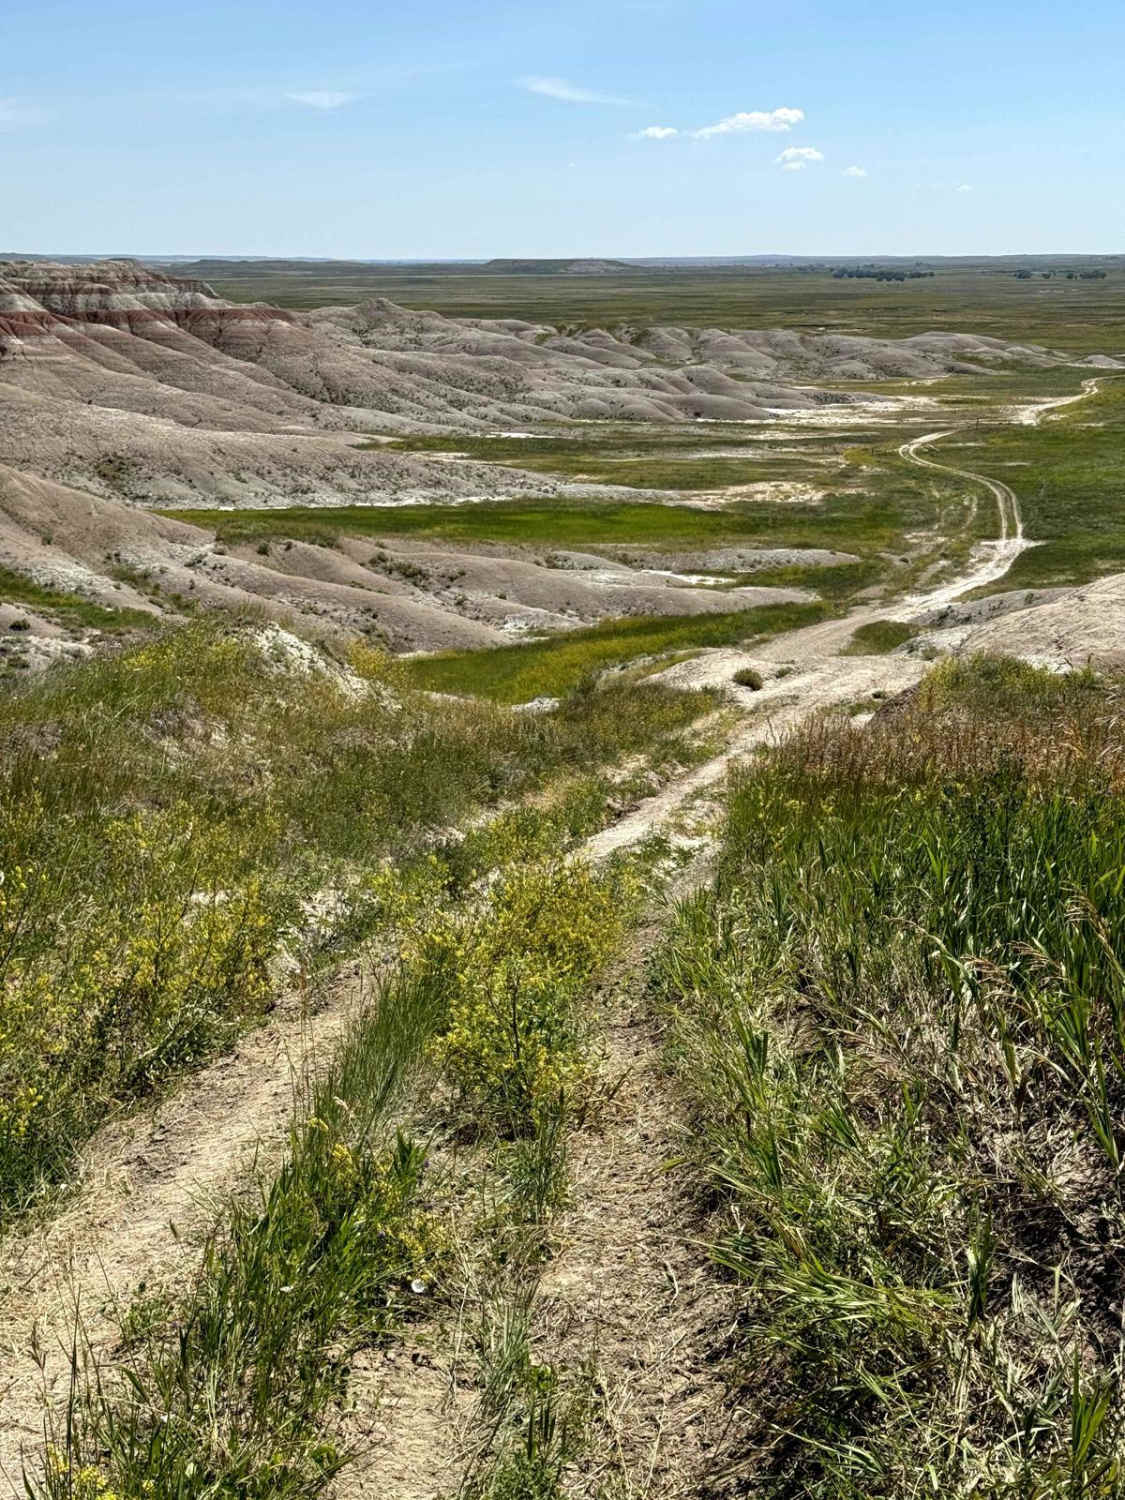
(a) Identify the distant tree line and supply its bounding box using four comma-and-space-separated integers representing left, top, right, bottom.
1014, 268, 1108, 280
831, 266, 936, 282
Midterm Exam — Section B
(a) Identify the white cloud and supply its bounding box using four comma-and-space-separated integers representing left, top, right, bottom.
955, 182, 973, 192
285, 91, 358, 110
843, 165, 867, 177
0, 98, 48, 126
519, 76, 631, 105
632, 124, 678, 140
776, 145, 824, 170
693, 106, 803, 139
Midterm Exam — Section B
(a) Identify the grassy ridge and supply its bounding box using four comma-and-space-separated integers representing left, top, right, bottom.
653, 657, 1125, 1493
400, 601, 827, 702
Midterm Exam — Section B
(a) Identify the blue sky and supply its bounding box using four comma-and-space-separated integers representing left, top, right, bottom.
3, 0, 1123, 256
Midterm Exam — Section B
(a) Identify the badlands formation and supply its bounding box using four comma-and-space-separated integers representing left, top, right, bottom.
0, 258, 1118, 658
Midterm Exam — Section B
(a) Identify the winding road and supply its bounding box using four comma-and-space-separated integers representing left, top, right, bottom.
895, 429, 1028, 614
586, 376, 1114, 859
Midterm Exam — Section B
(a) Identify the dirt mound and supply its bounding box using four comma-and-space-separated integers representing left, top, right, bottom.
936, 575, 1125, 671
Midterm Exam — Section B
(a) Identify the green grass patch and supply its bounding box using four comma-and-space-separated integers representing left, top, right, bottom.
842, 618, 916, 654
943, 377, 1125, 591
401, 602, 827, 703
0, 564, 154, 631
163, 489, 923, 559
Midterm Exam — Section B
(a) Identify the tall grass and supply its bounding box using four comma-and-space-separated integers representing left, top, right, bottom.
653, 657, 1125, 1495
0, 620, 713, 1222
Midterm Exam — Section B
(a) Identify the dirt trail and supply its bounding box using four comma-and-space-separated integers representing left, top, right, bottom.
530, 418, 1054, 1495
584, 654, 923, 860
538, 897, 750, 1498
583, 422, 1035, 859
0, 968, 365, 1492
1013, 375, 1106, 426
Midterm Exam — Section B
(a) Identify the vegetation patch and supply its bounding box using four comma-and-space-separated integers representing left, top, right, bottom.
0, 622, 715, 1222
652, 656, 1125, 1494
38, 828, 632, 1499
842, 618, 916, 653
0, 564, 154, 631
400, 602, 826, 703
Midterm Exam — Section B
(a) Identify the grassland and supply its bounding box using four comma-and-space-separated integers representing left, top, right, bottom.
400, 601, 826, 702
0, 621, 718, 1225
31, 654, 1125, 1498
188, 259, 1125, 353
653, 657, 1125, 1493
940, 377, 1125, 591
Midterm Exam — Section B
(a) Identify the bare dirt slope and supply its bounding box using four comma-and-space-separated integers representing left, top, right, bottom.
0, 260, 1081, 512
0, 259, 1101, 656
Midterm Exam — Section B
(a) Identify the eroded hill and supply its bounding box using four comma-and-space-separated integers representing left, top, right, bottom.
0, 258, 1110, 659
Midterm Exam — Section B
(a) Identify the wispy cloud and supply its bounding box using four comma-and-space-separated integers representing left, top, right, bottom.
631, 124, 678, 140
693, 106, 803, 139
955, 182, 973, 193
843, 164, 867, 177
0, 98, 49, 127
776, 145, 824, 170
285, 91, 359, 110
519, 76, 631, 105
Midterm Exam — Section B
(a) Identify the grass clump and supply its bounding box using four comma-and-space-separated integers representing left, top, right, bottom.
652, 656, 1125, 1495
400, 602, 825, 703
842, 617, 916, 654
732, 666, 763, 689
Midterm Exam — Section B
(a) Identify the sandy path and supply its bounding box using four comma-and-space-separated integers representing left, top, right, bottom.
0, 967, 366, 1492
583, 418, 1043, 860
1013, 375, 1106, 426
538, 897, 752, 1498
584, 654, 924, 860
